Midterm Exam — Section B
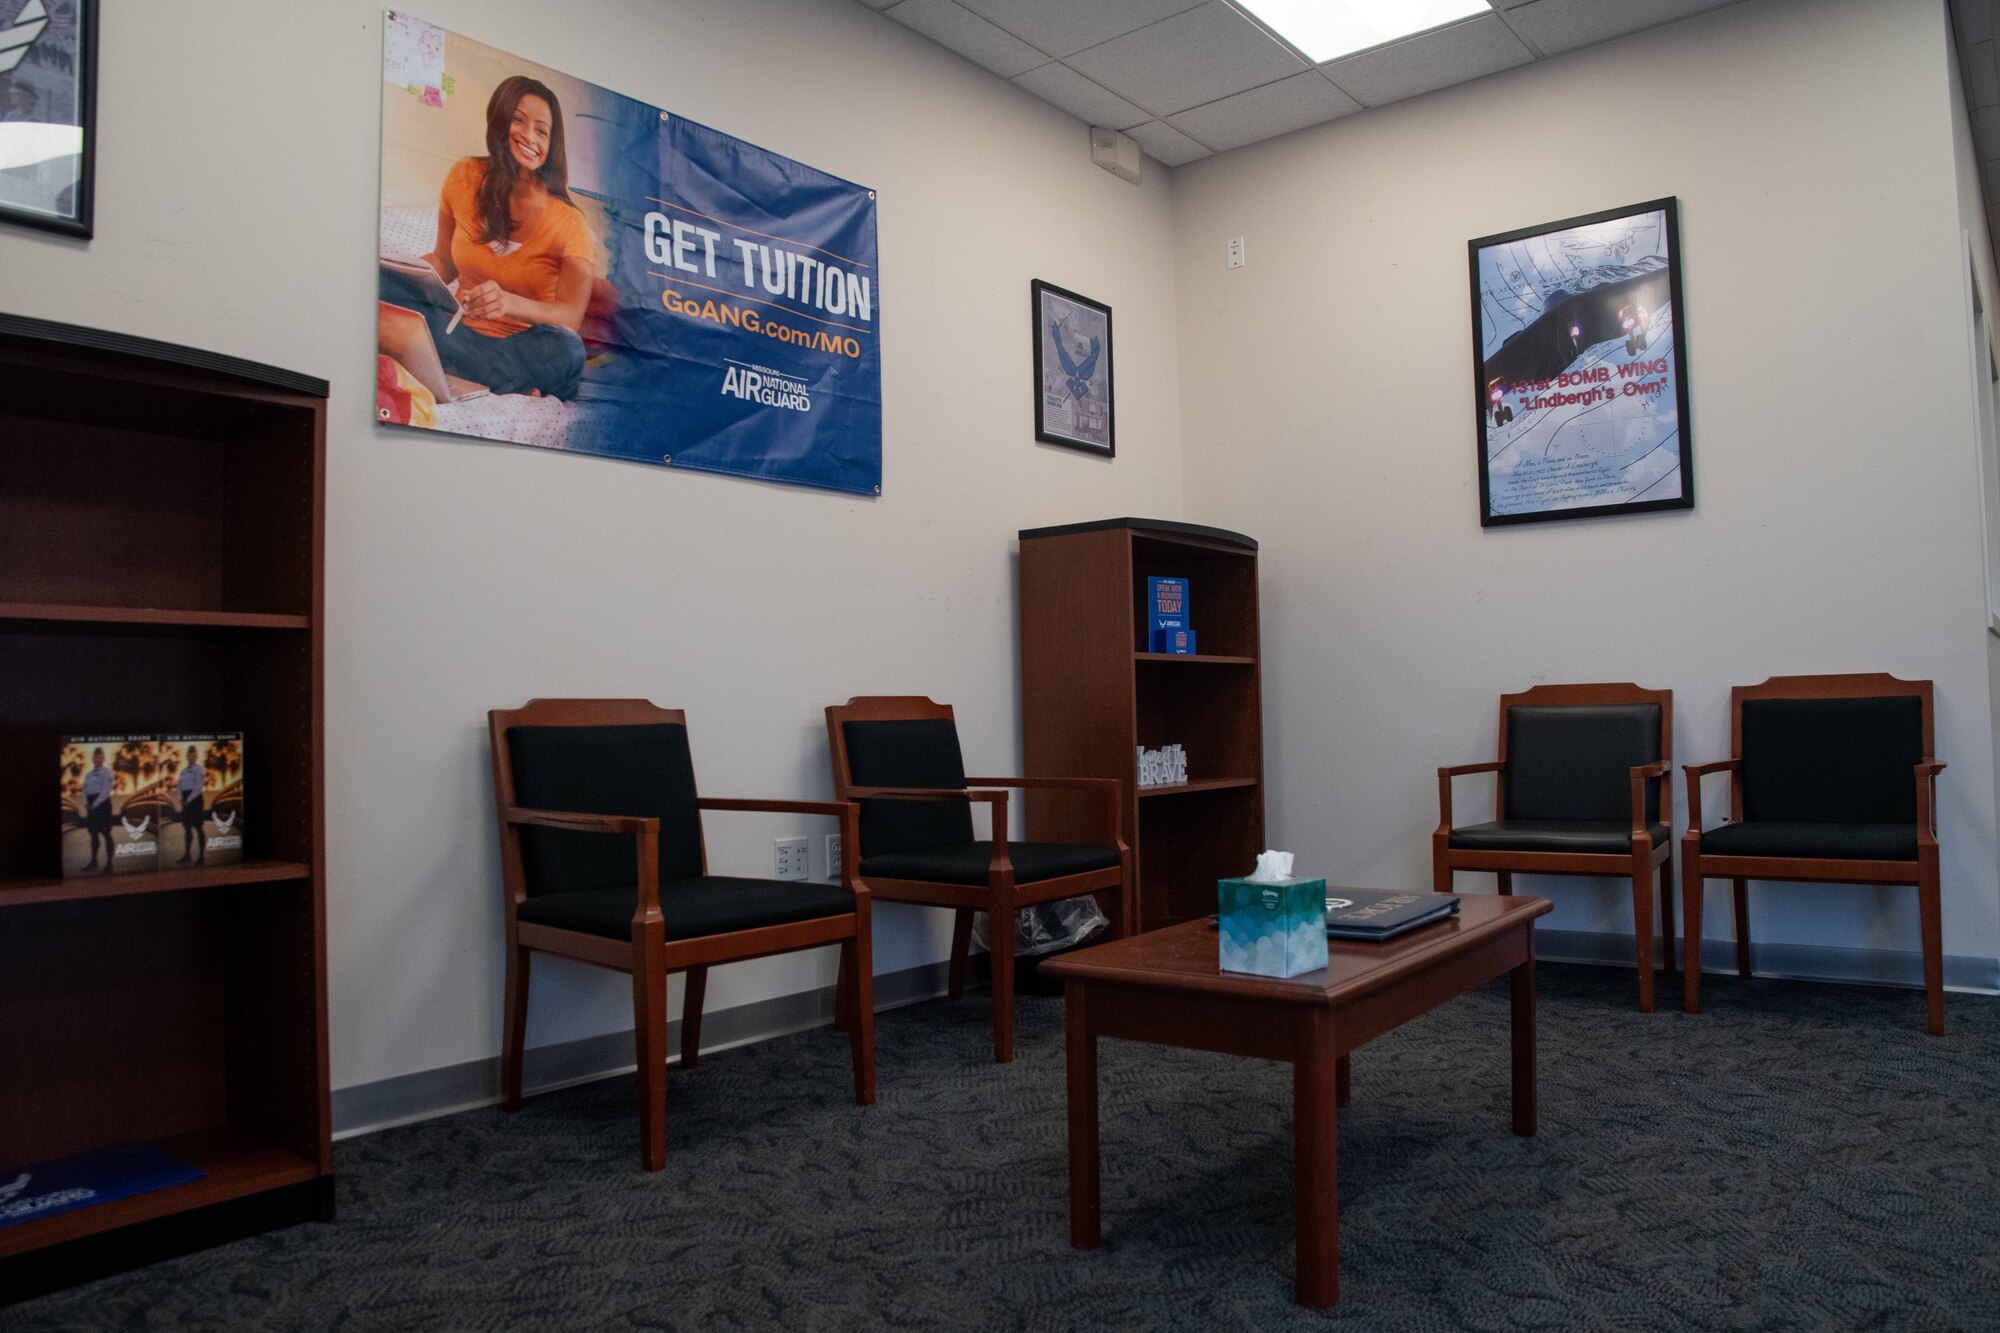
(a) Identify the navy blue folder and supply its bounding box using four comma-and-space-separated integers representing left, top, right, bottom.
1324, 889, 1460, 940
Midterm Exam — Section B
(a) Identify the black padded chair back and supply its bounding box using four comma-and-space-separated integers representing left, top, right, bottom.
841, 718, 975, 856
507, 723, 703, 894
1741, 696, 1922, 825
1504, 703, 1662, 824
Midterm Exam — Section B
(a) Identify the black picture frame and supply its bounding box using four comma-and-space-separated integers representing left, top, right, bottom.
1032, 278, 1114, 457
0, 0, 96, 240
1468, 196, 1693, 527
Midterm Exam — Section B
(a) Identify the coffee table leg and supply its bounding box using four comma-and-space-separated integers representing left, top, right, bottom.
1067, 980, 1101, 1250
1335, 1054, 1351, 1109
1293, 1009, 1340, 1308
1511, 949, 1536, 1137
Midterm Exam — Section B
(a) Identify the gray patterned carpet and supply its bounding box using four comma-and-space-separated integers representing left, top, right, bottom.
7, 964, 2000, 1331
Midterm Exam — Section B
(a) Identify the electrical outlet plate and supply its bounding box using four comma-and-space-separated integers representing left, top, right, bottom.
1226, 235, 1246, 269
824, 831, 843, 879
774, 836, 809, 881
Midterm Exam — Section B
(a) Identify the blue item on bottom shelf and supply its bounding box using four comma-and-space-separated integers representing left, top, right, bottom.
0, 1145, 205, 1229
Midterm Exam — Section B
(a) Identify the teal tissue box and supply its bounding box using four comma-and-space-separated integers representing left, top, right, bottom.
1218, 875, 1329, 978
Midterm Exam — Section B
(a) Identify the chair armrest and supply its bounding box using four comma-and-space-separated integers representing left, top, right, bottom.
964, 776, 1125, 851
500, 806, 662, 924
1916, 760, 1947, 842
1628, 760, 1670, 838
1436, 761, 1504, 834
503, 805, 655, 836
698, 798, 866, 900
698, 797, 851, 817
844, 788, 1015, 877
1680, 759, 1739, 836
846, 787, 1004, 804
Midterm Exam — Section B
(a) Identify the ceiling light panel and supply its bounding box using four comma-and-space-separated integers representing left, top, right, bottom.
1233, 0, 1495, 64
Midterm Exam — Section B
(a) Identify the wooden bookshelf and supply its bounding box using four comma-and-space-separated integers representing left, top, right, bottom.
0, 314, 331, 1304
1018, 518, 1265, 931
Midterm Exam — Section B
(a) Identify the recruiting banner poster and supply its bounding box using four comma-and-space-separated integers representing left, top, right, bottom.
1469, 197, 1693, 527
377, 13, 882, 495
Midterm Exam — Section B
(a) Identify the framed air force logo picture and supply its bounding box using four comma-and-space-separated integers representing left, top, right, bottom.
1032, 278, 1114, 458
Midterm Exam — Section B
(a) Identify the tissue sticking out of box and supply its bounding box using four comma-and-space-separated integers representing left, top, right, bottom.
1248, 850, 1293, 882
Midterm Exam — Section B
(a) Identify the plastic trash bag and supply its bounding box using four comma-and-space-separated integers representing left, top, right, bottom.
971, 895, 1109, 957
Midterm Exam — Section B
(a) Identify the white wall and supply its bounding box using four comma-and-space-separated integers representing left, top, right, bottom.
1171, 0, 2000, 973
0, 0, 1185, 1090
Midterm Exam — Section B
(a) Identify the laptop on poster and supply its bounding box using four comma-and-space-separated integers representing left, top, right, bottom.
377, 299, 489, 405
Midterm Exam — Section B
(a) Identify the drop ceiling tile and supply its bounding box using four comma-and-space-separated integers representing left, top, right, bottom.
1323, 13, 1532, 108
1125, 119, 1212, 166
888, 0, 1050, 77
1167, 71, 1360, 151
857, 0, 900, 9
1968, 40, 2000, 108
1501, 0, 1742, 57
957, 0, 1204, 58
1958, 0, 1993, 44
1013, 62, 1151, 128
1978, 103, 2000, 144
1067, 1, 1309, 116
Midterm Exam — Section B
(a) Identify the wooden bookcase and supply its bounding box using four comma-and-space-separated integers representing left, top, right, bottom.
0, 314, 331, 1302
1018, 518, 1264, 932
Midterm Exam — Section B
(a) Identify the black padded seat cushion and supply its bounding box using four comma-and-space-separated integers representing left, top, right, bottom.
1504, 703, 1662, 824
508, 723, 703, 895
842, 719, 976, 855
1700, 821, 1918, 862
516, 876, 855, 941
1740, 696, 1923, 825
1449, 820, 1670, 855
860, 840, 1118, 886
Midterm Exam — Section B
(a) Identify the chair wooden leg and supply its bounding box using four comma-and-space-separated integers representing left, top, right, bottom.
1732, 878, 1752, 978
679, 965, 707, 1070
845, 927, 877, 1104
501, 940, 529, 1112
833, 948, 851, 1032
1682, 855, 1704, 1014
990, 908, 1016, 1064
632, 935, 669, 1172
947, 908, 975, 999
1432, 843, 1451, 894
1630, 861, 1655, 1014
1495, 871, 1514, 896
1658, 850, 1678, 977
1919, 870, 1945, 1037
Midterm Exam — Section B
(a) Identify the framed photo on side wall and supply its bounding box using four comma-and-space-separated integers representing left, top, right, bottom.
0, 0, 96, 239
1032, 279, 1114, 457
1469, 197, 1693, 526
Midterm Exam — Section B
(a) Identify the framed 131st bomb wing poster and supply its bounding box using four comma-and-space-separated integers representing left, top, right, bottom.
0, 0, 96, 238
1469, 197, 1693, 527
1032, 279, 1114, 457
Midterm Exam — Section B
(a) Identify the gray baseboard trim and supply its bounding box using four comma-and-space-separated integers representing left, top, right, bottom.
332, 955, 985, 1139
1536, 928, 2000, 994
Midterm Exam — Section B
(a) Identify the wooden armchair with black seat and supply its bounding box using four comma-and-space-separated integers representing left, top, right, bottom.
1433, 682, 1675, 1012
489, 699, 873, 1171
825, 696, 1131, 1064
1681, 673, 1945, 1034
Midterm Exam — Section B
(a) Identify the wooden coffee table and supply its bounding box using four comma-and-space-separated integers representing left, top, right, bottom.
1041, 891, 1551, 1308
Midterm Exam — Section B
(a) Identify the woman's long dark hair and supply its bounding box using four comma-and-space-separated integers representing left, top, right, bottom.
477, 75, 571, 246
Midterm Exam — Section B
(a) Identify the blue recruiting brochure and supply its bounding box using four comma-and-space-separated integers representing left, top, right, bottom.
1148, 576, 1191, 653
0, 1145, 205, 1230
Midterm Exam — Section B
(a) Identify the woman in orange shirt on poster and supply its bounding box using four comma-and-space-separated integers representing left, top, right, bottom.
381, 75, 593, 399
